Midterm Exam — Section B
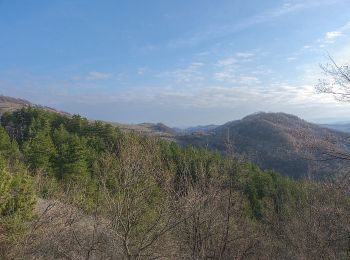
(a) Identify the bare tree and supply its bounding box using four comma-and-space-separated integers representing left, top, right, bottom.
314, 55, 350, 175
94, 134, 186, 259
316, 55, 350, 101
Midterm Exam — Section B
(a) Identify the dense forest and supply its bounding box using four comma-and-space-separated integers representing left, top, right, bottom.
0, 107, 349, 259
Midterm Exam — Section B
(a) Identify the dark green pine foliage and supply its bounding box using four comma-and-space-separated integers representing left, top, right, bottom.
51, 125, 89, 182
243, 163, 304, 220
0, 108, 120, 206
63, 134, 89, 183
23, 129, 57, 175
0, 107, 325, 219
52, 124, 70, 179
0, 126, 18, 159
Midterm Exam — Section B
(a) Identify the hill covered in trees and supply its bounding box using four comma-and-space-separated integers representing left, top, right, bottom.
178, 112, 350, 180
0, 107, 349, 259
4, 94, 348, 183
0, 95, 177, 139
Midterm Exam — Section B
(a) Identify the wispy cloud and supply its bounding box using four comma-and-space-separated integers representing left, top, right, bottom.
3, 67, 350, 125
320, 21, 350, 45
214, 56, 238, 82
217, 57, 237, 67
157, 62, 205, 83
285, 20, 350, 63
326, 31, 343, 40
87, 71, 113, 80
323, 22, 350, 44
56, 84, 344, 117
167, 0, 343, 49
235, 52, 255, 59
214, 51, 260, 84
287, 57, 297, 61
214, 71, 260, 85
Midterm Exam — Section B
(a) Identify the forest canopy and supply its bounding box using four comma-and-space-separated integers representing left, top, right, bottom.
0, 107, 349, 259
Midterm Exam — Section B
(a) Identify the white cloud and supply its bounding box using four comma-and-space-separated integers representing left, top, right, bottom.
326, 31, 343, 41
68, 84, 344, 118
287, 57, 297, 61
157, 62, 205, 83
214, 57, 237, 82
323, 21, 350, 43
167, 1, 343, 49
214, 51, 259, 84
239, 76, 260, 85
4, 68, 350, 125
289, 21, 350, 63
235, 52, 255, 58
87, 71, 113, 80
214, 70, 234, 82
217, 57, 237, 66
300, 35, 350, 85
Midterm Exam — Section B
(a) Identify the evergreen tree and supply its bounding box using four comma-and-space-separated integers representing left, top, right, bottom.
0, 126, 18, 159
0, 155, 36, 235
23, 130, 57, 175
52, 124, 70, 179
63, 134, 89, 183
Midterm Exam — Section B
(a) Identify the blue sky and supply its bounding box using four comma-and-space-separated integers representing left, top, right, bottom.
1, 0, 350, 126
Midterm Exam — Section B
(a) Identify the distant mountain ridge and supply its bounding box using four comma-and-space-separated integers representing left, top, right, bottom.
0, 95, 70, 116
0, 95, 32, 114
176, 124, 219, 135
178, 112, 350, 180
2, 95, 350, 180
111, 121, 177, 138
0, 95, 176, 138
321, 123, 350, 133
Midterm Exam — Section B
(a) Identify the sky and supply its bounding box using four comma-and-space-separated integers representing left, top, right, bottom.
1, 0, 350, 127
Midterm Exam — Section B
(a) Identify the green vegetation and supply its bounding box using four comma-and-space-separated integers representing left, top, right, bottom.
0, 130, 36, 257
0, 107, 349, 259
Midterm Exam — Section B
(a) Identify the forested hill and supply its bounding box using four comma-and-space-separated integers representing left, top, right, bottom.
0, 107, 349, 259
0, 95, 176, 138
178, 112, 350, 180
2, 95, 350, 181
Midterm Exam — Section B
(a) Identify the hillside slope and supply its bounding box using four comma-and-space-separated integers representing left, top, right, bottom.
0, 95, 176, 138
2, 95, 349, 180
177, 112, 350, 179
111, 122, 176, 138
0, 95, 32, 114
0, 95, 69, 116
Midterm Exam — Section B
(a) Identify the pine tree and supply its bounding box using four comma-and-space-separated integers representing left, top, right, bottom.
23, 130, 57, 175
63, 134, 89, 183
0, 126, 18, 159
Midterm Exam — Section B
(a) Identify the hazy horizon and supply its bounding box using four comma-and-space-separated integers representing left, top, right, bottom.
3, 93, 350, 128
1, 0, 350, 126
